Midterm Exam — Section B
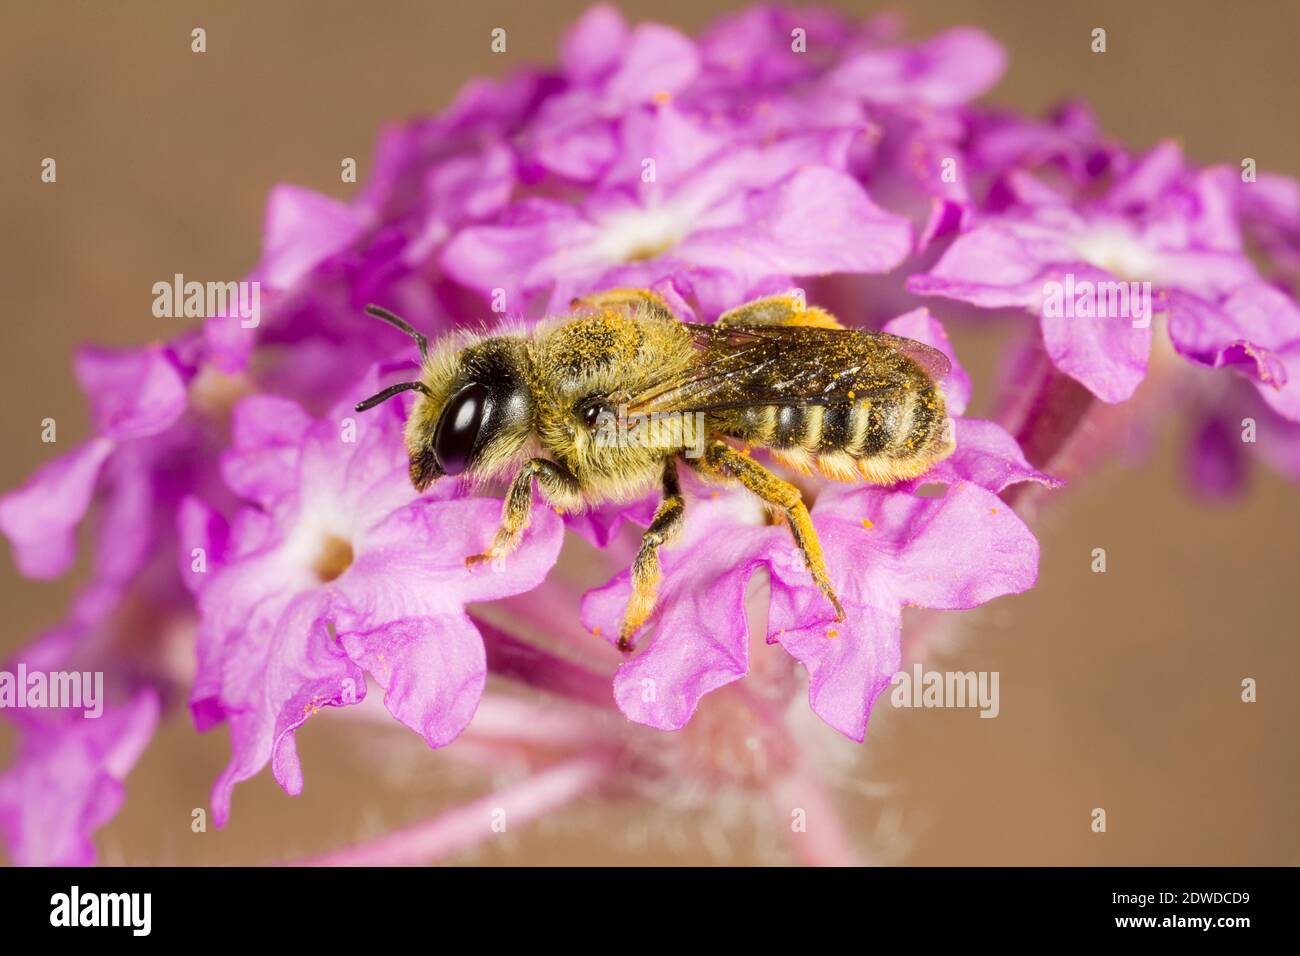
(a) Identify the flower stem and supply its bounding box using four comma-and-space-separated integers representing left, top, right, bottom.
734, 677, 867, 866
293, 753, 613, 866
998, 348, 1096, 509
337, 689, 622, 751
473, 613, 616, 710
767, 764, 866, 867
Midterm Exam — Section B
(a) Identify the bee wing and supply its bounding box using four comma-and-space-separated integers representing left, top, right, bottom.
890, 336, 951, 382
623, 323, 950, 414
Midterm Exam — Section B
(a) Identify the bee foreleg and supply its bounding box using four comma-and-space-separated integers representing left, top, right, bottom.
618, 460, 684, 653
693, 441, 846, 622
465, 458, 579, 570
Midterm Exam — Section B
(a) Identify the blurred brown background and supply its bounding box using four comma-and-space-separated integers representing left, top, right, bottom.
1, 0, 1297, 865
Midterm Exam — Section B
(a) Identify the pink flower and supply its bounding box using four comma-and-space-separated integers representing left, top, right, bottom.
0, 343, 188, 579
0, 692, 158, 867
523, 3, 701, 182
443, 108, 912, 317
582, 311, 1047, 739
1167, 282, 1300, 422
187, 379, 563, 824
909, 143, 1263, 403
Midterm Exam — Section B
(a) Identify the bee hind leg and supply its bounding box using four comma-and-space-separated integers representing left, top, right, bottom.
618, 460, 685, 653
466, 458, 579, 570
691, 441, 846, 622
569, 288, 676, 322
716, 293, 844, 330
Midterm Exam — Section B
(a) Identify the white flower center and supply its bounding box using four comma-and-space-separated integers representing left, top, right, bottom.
594, 204, 690, 263
1073, 223, 1161, 282
282, 508, 356, 586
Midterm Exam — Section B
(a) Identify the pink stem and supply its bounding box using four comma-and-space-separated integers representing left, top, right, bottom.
293, 753, 613, 866
336, 690, 621, 750
461, 694, 623, 748
734, 681, 867, 867
998, 351, 1096, 509
767, 764, 866, 867
473, 614, 616, 710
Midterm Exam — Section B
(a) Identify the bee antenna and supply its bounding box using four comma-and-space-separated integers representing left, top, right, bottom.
365, 304, 429, 361
354, 380, 432, 413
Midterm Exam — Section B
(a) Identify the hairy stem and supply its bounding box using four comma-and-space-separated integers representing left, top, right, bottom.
293, 753, 613, 866
767, 764, 866, 867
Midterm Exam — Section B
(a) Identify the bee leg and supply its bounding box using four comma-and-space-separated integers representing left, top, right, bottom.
569, 288, 676, 322
618, 460, 684, 653
716, 293, 844, 330
465, 458, 579, 570
693, 441, 846, 622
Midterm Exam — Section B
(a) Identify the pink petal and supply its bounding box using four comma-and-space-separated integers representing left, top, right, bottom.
340, 615, 487, 749
560, 3, 627, 82
829, 28, 1006, 108
0, 691, 159, 866
605, 23, 700, 103
681, 166, 912, 280
260, 185, 364, 289
582, 496, 773, 729
920, 418, 1061, 493
771, 601, 900, 742
176, 495, 230, 595
1168, 285, 1299, 419
342, 498, 565, 616
73, 345, 187, 440
220, 395, 315, 508
0, 438, 115, 579
1187, 414, 1246, 500
1039, 266, 1152, 404
565, 496, 658, 548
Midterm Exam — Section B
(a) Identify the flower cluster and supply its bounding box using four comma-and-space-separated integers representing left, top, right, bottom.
3, 4, 1296, 865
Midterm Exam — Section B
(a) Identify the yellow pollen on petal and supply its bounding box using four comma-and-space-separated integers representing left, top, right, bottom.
861, 518, 874, 529
827, 628, 839, 639
653, 90, 672, 105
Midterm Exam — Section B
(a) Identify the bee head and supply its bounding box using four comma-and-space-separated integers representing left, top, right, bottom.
354, 307, 533, 491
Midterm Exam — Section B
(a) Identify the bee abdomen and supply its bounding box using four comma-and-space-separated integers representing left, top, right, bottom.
813, 385, 952, 481
722, 383, 952, 480
885, 385, 945, 459
773, 404, 824, 448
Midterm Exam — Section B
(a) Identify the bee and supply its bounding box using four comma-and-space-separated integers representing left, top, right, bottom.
355, 289, 954, 651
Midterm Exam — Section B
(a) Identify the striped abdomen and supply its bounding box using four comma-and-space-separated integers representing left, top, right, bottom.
712, 379, 954, 484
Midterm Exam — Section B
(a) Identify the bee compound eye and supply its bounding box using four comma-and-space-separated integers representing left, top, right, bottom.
433, 383, 491, 475
582, 404, 605, 429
